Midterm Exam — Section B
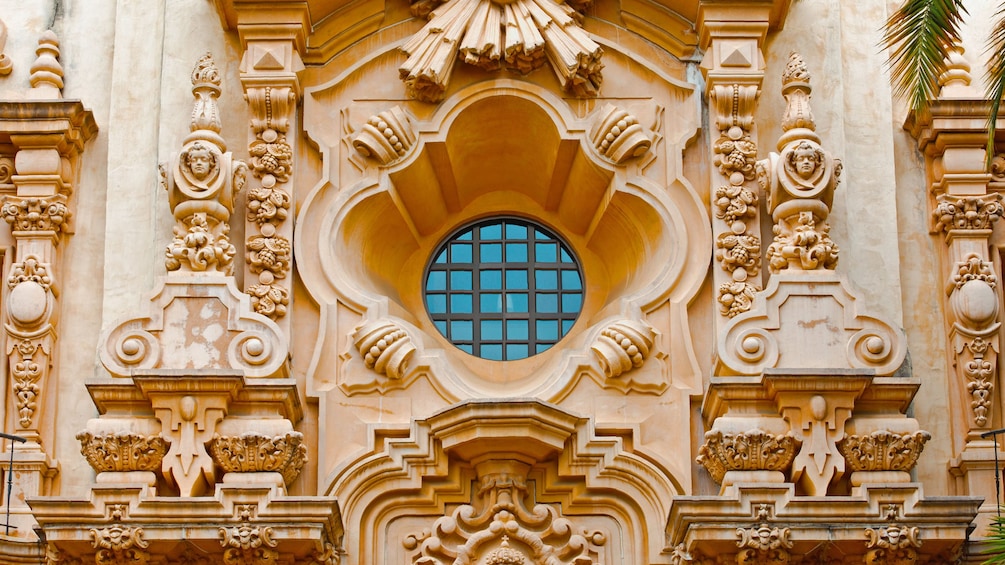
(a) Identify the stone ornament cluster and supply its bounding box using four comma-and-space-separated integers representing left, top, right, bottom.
76, 431, 170, 473
352, 106, 417, 165
163, 54, 247, 275
399, 0, 603, 102
589, 104, 652, 164
353, 319, 416, 381
244, 85, 295, 320
695, 429, 799, 485
208, 431, 308, 485
710, 82, 762, 318
591, 320, 655, 379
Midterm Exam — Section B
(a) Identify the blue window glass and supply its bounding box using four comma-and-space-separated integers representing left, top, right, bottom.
424, 218, 583, 361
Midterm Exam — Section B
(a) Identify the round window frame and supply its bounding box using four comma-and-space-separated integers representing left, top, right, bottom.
423, 217, 585, 361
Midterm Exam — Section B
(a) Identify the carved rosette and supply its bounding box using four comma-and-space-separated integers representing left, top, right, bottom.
208, 431, 307, 485
352, 106, 416, 165
244, 86, 294, 320
400, 0, 602, 102
736, 522, 793, 565
837, 430, 931, 473
591, 320, 655, 378
710, 84, 762, 319
696, 429, 799, 484
864, 524, 921, 565
403, 465, 606, 565
76, 431, 170, 473
164, 54, 246, 275
589, 104, 651, 163
353, 320, 416, 380
90, 524, 150, 565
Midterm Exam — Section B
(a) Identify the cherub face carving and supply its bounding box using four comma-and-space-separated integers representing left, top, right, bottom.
185, 142, 216, 181
789, 141, 823, 180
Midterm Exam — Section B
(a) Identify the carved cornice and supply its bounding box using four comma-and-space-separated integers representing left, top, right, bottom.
76, 431, 169, 473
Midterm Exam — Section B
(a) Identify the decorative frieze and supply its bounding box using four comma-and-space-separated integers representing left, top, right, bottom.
76, 431, 170, 473
399, 0, 603, 102
696, 429, 799, 484
837, 430, 931, 473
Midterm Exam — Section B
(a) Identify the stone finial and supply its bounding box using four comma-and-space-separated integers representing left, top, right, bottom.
779, 52, 815, 145
0, 19, 12, 76
938, 45, 974, 98
188, 53, 224, 145
28, 30, 63, 99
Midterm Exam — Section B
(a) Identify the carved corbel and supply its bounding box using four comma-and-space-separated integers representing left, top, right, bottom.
695, 429, 799, 485
163, 54, 246, 276
864, 524, 921, 565
589, 104, 651, 164
352, 106, 416, 165
90, 524, 151, 565
220, 506, 279, 565
735, 514, 792, 565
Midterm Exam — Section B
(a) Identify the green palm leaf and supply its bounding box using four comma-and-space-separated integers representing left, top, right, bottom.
985, 512, 1005, 564
986, 3, 1005, 163
882, 0, 968, 113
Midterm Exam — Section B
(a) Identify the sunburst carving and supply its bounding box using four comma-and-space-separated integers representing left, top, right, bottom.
400, 0, 603, 102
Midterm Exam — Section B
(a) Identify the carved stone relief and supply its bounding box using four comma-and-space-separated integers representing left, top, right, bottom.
589, 105, 652, 163
352, 106, 416, 165
399, 0, 603, 101
0, 19, 11, 76
696, 429, 799, 485
837, 430, 931, 473
76, 431, 170, 473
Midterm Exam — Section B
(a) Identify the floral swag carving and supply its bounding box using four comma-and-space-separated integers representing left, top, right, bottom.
400, 0, 603, 102
76, 431, 170, 473
695, 429, 799, 484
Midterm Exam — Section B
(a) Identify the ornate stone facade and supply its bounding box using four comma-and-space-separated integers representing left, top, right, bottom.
0, 0, 996, 564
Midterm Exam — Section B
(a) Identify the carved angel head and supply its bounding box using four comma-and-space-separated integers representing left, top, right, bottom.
787, 141, 824, 181
182, 141, 219, 182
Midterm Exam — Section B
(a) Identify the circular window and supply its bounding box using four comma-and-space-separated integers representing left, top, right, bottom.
424, 218, 583, 361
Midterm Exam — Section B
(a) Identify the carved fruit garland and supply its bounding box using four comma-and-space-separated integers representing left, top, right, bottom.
245, 86, 294, 320
710, 83, 762, 318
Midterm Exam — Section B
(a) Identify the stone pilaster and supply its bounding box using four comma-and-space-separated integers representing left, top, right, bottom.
0, 30, 97, 537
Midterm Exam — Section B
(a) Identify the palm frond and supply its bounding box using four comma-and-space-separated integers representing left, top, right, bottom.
985, 2, 1005, 165
882, 0, 969, 113
984, 511, 1005, 564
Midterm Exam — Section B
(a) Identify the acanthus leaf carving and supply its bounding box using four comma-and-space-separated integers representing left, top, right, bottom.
90, 524, 151, 565
766, 209, 839, 273
76, 431, 170, 473
933, 193, 1004, 233
836, 430, 931, 473
399, 0, 602, 102
589, 104, 651, 163
0, 195, 70, 232
696, 429, 799, 484
207, 431, 307, 485
352, 106, 416, 165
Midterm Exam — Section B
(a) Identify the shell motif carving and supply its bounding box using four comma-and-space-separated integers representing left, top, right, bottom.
696, 429, 800, 484
837, 430, 931, 473
76, 431, 170, 473
207, 431, 307, 485
589, 105, 651, 164
353, 320, 416, 380
591, 320, 655, 378
352, 106, 416, 165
